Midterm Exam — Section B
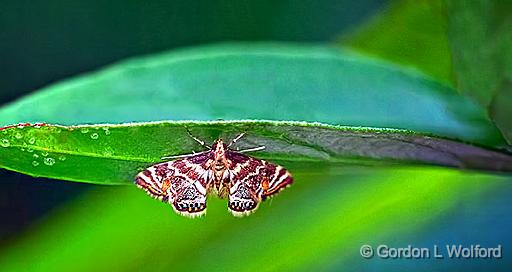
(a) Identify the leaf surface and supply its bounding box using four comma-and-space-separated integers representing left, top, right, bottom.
445, 0, 512, 144
0, 43, 510, 184
1, 121, 511, 185
0, 44, 504, 146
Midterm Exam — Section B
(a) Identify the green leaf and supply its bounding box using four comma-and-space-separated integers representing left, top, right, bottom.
339, 0, 453, 84
0, 43, 510, 183
1, 121, 511, 185
445, 0, 512, 144
0, 43, 505, 146
339, 0, 512, 145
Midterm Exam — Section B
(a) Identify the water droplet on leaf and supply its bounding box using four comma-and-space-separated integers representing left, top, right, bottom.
14, 132, 23, 139
32, 161, 39, 166
58, 155, 66, 161
28, 137, 36, 144
91, 133, 99, 139
1, 139, 10, 147
44, 157, 55, 166
81, 127, 89, 134
41, 151, 49, 157
33, 154, 39, 158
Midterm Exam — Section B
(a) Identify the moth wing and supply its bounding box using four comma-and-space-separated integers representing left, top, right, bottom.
135, 151, 213, 218
226, 151, 293, 217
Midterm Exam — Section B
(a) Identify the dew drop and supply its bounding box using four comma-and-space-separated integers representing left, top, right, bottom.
102, 127, 111, 135
44, 157, 55, 166
28, 137, 36, 144
91, 133, 99, 139
14, 132, 23, 139
27, 147, 33, 153
33, 154, 39, 158
32, 161, 39, 166
81, 127, 89, 134
58, 155, 66, 161
1, 139, 10, 147
20, 147, 25, 151
41, 151, 49, 157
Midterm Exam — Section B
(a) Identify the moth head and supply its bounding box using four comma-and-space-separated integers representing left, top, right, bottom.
211, 139, 227, 161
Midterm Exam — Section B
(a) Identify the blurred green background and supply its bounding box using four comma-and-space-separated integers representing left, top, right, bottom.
1, 0, 511, 271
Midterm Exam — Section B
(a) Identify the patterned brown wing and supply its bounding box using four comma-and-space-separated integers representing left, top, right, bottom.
226, 150, 293, 217
135, 151, 213, 218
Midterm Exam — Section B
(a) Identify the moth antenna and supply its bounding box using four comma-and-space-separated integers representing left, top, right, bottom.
185, 128, 210, 149
161, 153, 198, 160
238, 146, 265, 153
228, 132, 246, 147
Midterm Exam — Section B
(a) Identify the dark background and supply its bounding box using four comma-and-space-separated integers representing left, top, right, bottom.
0, 0, 387, 242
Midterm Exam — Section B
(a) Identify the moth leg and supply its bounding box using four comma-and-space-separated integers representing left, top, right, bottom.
228, 132, 245, 147
161, 153, 198, 160
238, 146, 265, 153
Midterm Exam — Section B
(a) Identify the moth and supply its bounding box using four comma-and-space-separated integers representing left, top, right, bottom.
135, 132, 293, 217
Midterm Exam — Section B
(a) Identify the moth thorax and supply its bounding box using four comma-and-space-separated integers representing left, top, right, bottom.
212, 140, 227, 169
215, 160, 225, 171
